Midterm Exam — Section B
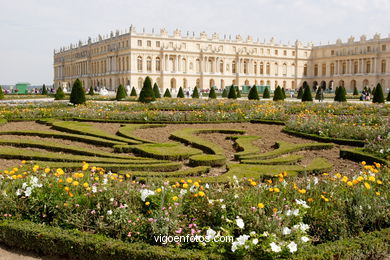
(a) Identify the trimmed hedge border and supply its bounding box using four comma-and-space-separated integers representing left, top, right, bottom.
0, 119, 7, 125
129, 142, 202, 161
242, 154, 304, 165
227, 135, 261, 160
340, 148, 390, 166
282, 128, 366, 147
250, 119, 285, 125
126, 166, 211, 178
117, 124, 166, 143
73, 118, 249, 124
0, 220, 221, 260
189, 154, 226, 167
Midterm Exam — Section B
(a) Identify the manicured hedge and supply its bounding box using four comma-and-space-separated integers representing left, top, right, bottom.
227, 135, 261, 160
189, 154, 226, 167
126, 166, 211, 178
0, 220, 220, 260
282, 128, 366, 147
340, 148, 390, 166
242, 154, 303, 165
249, 119, 285, 125
0, 119, 7, 125
74, 118, 249, 124
116, 124, 166, 143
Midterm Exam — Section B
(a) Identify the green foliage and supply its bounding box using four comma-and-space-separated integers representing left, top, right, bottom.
191, 87, 200, 98
115, 84, 127, 101
221, 88, 228, 98
153, 83, 161, 98
117, 124, 165, 143
54, 87, 65, 100
88, 86, 94, 96
177, 87, 185, 98
372, 83, 385, 103
163, 88, 172, 98
334, 86, 347, 102
273, 86, 285, 101
262, 87, 270, 98
131, 142, 202, 161
0, 87, 5, 100
235, 86, 241, 98
297, 86, 303, 99
301, 85, 313, 102
387, 90, 390, 101
208, 87, 217, 99
41, 84, 48, 95
69, 79, 86, 105
353, 86, 359, 95
315, 87, 322, 100
248, 85, 259, 100
227, 85, 237, 99
282, 87, 286, 99
189, 154, 226, 167
130, 87, 137, 97
138, 76, 156, 103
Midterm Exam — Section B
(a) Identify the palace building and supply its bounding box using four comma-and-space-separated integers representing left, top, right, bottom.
53, 26, 390, 92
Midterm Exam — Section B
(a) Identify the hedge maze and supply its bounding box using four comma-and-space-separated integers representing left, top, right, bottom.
0, 120, 336, 182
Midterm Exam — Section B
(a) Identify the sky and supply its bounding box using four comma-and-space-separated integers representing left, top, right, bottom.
0, 0, 389, 85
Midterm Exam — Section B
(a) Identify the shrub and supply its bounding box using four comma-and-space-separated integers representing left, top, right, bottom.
177, 87, 185, 98
372, 83, 385, 103
88, 87, 94, 96
221, 88, 228, 98
368, 87, 372, 94
263, 87, 270, 98
138, 77, 155, 103
130, 87, 137, 97
0, 86, 4, 100
54, 87, 65, 100
282, 87, 286, 99
163, 89, 172, 98
372, 86, 376, 96
69, 79, 86, 105
191, 87, 199, 98
315, 87, 322, 100
273, 86, 284, 101
208, 87, 217, 99
235, 86, 241, 98
153, 83, 161, 98
116, 85, 127, 101
353, 86, 359, 95
227, 85, 237, 99
301, 85, 313, 102
387, 90, 390, 101
334, 86, 346, 102
41, 84, 48, 95
248, 85, 259, 100
297, 87, 303, 99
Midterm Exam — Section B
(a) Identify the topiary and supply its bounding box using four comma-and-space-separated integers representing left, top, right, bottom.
69, 79, 86, 105
177, 87, 185, 98
263, 87, 270, 98
116, 84, 127, 101
42, 84, 48, 95
163, 88, 172, 98
387, 90, 390, 102
235, 86, 241, 98
54, 87, 65, 100
0, 86, 4, 100
88, 86, 94, 96
228, 85, 237, 99
282, 87, 286, 99
130, 87, 137, 97
138, 76, 156, 103
340, 86, 347, 102
208, 86, 217, 99
273, 86, 284, 101
372, 83, 385, 103
353, 86, 359, 96
153, 83, 161, 98
222, 88, 228, 98
301, 85, 313, 102
297, 87, 303, 99
368, 87, 372, 94
248, 85, 259, 100
315, 87, 322, 101
192, 87, 200, 98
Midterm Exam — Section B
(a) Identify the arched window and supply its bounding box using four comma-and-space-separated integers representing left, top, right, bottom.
182, 58, 187, 72
220, 60, 224, 73
266, 63, 270, 75
155, 57, 161, 71
381, 60, 386, 73
366, 60, 371, 73
232, 61, 236, 74
196, 59, 200, 73
342, 62, 346, 74
260, 62, 264, 74
254, 62, 257, 75
274, 62, 278, 75
137, 56, 142, 72
354, 61, 358, 74
330, 63, 335, 75
303, 64, 307, 76
282, 63, 287, 76
314, 64, 318, 76
243, 60, 248, 74
138, 77, 143, 89
146, 56, 152, 72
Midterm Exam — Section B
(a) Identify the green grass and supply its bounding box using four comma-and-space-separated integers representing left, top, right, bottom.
130, 142, 203, 160
117, 124, 166, 143
51, 121, 141, 144
0, 130, 126, 147
241, 154, 304, 165
239, 141, 333, 161
189, 154, 226, 167
0, 119, 7, 125
227, 135, 261, 159
340, 148, 390, 166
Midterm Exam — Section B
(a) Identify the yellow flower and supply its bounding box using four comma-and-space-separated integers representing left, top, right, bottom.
187, 179, 193, 184
194, 182, 200, 187
94, 177, 99, 181
250, 181, 257, 186
368, 176, 376, 182
82, 163, 89, 171
273, 187, 280, 193
361, 161, 366, 166
183, 183, 189, 189
198, 191, 205, 197
335, 173, 342, 178
377, 180, 383, 184
307, 198, 314, 202
272, 208, 278, 213
298, 189, 306, 194
63, 203, 68, 207
44, 168, 50, 173
83, 182, 89, 188
321, 195, 329, 202
269, 188, 274, 192
156, 188, 162, 193
341, 176, 348, 183
145, 201, 150, 206
347, 181, 353, 186
258, 203, 265, 209
375, 192, 381, 196
322, 173, 329, 176
56, 168, 64, 176
172, 196, 178, 201
72, 181, 79, 186
364, 182, 371, 190
66, 177, 73, 183
352, 179, 359, 185
357, 176, 364, 182
21, 160, 26, 164
58, 179, 63, 183
64, 187, 70, 192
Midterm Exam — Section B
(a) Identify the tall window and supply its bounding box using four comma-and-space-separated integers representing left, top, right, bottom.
354, 61, 358, 74
146, 56, 152, 72
137, 56, 142, 72
381, 60, 386, 73
266, 63, 270, 75
282, 63, 287, 76
220, 60, 224, 73
254, 62, 257, 74
330, 63, 335, 75
147, 40, 151, 47
342, 62, 346, 74
137, 40, 142, 46
232, 61, 236, 74
155, 57, 161, 71
314, 64, 318, 76
244, 61, 248, 74
196, 59, 200, 73
260, 62, 264, 74
303, 64, 307, 76
366, 61, 371, 73
322, 64, 326, 76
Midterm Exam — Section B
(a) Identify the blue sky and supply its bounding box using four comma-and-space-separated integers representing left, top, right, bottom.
0, 0, 389, 85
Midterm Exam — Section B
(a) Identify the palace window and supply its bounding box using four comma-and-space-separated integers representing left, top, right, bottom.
147, 40, 151, 47
155, 57, 161, 71
137, 56, 143, 72
382, 44, 386, 51
266, 63, 270, 75
156, 41, 160, 47
354, 61, 358, 74
292, 51, 296, 56
146, 56, 152, 72
260, 62, 264, 74
322, 64, 326, 76
283, 50, 287, 56
330, 63, 335, 75
381, 60, 386, 73
314, 64, 318, 76
232, 61, 236, 74
137, 40, 142, 46
303, 64, 307, 76
275, 50, 278, 55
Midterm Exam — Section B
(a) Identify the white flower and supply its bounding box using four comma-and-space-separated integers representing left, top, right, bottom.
287, 241, 298, 253
286, 209, 292, 216
179, 189, 187, 196
301, 236, 310, 243
189, 185, 196, 193
236, 235, 250, 245
231, 242, 239, 252
16, 189, 22, 196
313, 177, 319, 185
252, 238, 259, 245
236, 217, 245, 229
293, 223, 310, 232
92, 186, 97, 193
234, 194, 239, 199
221, 204, 226, 209
206, 228, 216, 239
140, 189, 155, 201
22, 182, 27, 189
282, 227, 291, 235
263, 231, 269, 237
24, 187, 32, 197
292, 209, 299, 216
295, 199, 310, 209
107, 210, 113, 215
270, 242, 281, 252
110, 198, 114, 202
250, 231, 256, 236
205, 183, 209, 189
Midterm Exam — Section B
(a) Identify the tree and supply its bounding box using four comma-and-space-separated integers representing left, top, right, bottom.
297, 87, 304, 99
301, 85, 313, 102
209, 87, 217, 99
340, 86, 347, 102
248, 85, 259, 100
228, 85, 237, 99
353, 86, 359, 96
177, 87, 185, 98
69, 79, 86, 105
387, 90, 390, 102
138, 76, 156, 103
116, 84, 127, 101
282, 87, 286, 99
0, 86, 4, 100
315, 87, 322, 101
235, 86, 241, 98
222, 88, 228, 98
130, 87, 137, 97
334, 86, 346, 102
263, 87, 270, 98
153, 83, 161, 98
192, 87, 200, 98
88, 86, 94, 96
42, 84, 48, 95
54, 86, 65, 100
273, 86, 284, 101
163, 88, 172, 98
372, 83, 385, 103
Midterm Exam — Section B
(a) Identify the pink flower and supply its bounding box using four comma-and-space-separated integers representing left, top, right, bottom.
127, 232, 132, 237
175, 228, 183, 234
188, 224, 193, 228
128, 220, 132, 223
191, 229, 196, 235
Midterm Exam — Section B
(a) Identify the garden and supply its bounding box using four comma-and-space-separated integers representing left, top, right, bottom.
0, 79, 389, 259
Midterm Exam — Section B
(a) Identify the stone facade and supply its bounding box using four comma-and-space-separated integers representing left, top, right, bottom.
53, 26, 390, 93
